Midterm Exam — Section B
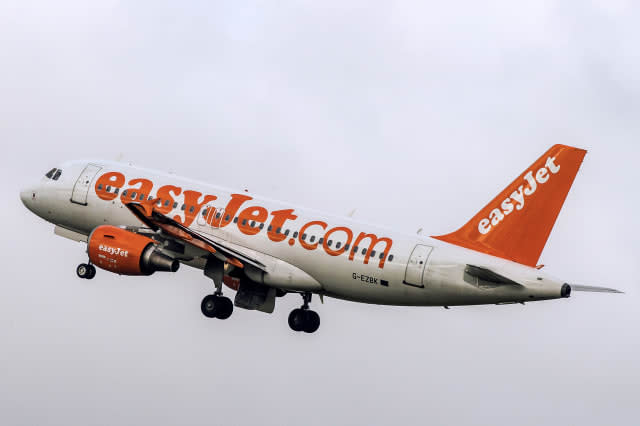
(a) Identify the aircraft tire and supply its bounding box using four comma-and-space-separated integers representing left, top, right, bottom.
303, 310, 320, 334
215, 296, 234, 320
76, 263, 90, 279
288, 309, 305, 332
201, 295, 218, 318
86, 265, 96, 280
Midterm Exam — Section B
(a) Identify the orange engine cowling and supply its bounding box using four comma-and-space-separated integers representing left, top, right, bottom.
88, 225, 179, 276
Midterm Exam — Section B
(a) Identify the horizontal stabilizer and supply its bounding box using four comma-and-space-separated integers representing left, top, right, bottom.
570, 284, 624, 294
465, 265, 522, 286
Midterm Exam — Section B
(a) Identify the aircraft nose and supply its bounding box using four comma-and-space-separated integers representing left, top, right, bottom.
20, 187, 36, 207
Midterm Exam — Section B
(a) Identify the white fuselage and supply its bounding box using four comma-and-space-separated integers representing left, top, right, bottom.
20, 160, 569, 307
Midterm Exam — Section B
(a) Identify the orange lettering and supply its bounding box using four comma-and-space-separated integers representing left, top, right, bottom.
349, 232, 393, 268
237, 206, 269, 235
95, 172, 125, 201
268, 209, 298, 242
176, 190, 217, 227
298, 221, 327, 250
323, 227, 353, 256
155, 185, 182, 214
121, 178, 154, 203
211, 194, 253, 228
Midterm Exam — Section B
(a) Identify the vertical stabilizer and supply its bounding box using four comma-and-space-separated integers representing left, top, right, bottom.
433, 144, 587, 267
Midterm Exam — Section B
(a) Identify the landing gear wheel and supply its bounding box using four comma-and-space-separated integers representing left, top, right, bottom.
76, 263, 90, 279
302, 310, 320, 333
215, 297, 233, 320
86, 265, 96, 280
288, 308, 305, 332
201, 295, 234, 319
201, 295, 218, 318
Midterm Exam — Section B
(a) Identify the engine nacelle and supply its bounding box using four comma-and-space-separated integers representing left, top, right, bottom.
88, 226, 179, 276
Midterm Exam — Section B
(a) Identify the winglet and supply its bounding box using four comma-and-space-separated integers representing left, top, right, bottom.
433, 145, 587, 267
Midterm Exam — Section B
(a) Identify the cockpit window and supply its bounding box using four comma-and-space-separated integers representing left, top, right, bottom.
52, 169, 62, 180
45, 168, 57, 179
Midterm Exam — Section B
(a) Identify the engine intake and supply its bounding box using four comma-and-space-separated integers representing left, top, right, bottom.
88, 225, 179, 275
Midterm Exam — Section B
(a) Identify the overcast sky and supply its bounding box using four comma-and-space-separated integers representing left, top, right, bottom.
1, 1, 638, 425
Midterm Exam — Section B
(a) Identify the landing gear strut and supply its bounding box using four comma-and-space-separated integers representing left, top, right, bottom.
201, 257, 233, 320
288, 292, 320, 333
76, 263, 96, 280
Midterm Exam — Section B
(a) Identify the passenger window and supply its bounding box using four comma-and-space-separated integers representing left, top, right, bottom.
52, 170, 62, 180
164, 200, 170, 207
268, 225, 273, 232
388, 255, 394, 262
181, 204, 186, 211
189, 206, 195, 213
293, 231, 299, 238
225, 215, 230, 221
216, 212, 221, 219
114, 188, 119, 195
45, 168, 57, 179
251, 221, 256, 227
276, 227, 281, 234
310, 236, 315, 243
284, 229, 290, 236
361, 248, 367, 255
259, 223, 264, 230
122, 190, 128, 197
371, 250, 376, 257
173, 202, 178, 209
242, 219, 247, 225
379, 253, 384, 259
202, 209, 208, 217
233, 217, 238, 223
344, 244, 350, 251
318, 237, 323, 244
98, 184, 103, 190
328, 240, 333, 247
302, 234, 307, 240
131, 192, 137, 199
139, 194, 145, 201
106, 186, 111, 192
336, 242, 342, 249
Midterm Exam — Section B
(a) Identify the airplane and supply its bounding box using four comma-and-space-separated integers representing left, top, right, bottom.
19, 144, 621, 333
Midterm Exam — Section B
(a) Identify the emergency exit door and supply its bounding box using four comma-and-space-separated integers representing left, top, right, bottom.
403, 244, 433, 288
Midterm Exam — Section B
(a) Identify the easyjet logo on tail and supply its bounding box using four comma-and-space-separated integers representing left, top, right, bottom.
478, 156, 561, 235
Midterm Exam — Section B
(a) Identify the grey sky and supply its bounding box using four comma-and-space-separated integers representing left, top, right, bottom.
1, 1, 638, 425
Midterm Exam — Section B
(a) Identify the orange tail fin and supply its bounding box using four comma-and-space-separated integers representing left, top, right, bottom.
433, 144, 587, 267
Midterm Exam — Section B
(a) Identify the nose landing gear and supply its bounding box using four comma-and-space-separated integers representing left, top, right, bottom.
288, 292, 320, 333
76, 263, 96, 280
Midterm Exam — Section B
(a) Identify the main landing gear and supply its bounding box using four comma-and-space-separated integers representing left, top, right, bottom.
201, 293, 233, 319
76, 263, 96, 280
201, 257, 233, 320
288, 292, 320, 333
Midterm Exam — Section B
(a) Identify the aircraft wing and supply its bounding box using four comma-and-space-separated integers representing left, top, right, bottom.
124, 199, 267, 272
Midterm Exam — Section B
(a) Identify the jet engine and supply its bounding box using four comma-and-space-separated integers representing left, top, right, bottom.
88, 225, 179, 275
